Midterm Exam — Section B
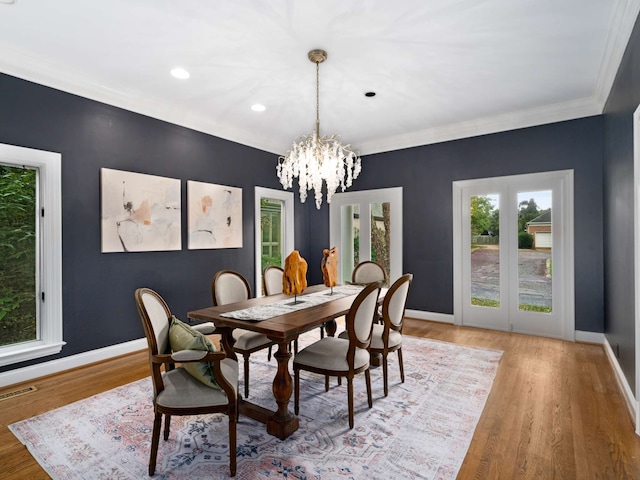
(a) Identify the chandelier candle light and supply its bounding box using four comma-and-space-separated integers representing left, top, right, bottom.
276, 49, 362, 209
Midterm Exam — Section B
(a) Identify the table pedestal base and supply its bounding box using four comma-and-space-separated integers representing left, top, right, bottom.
238, 340, 300, 440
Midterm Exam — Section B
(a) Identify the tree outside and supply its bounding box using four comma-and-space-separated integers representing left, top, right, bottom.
0, 165, 37, 346
470, 196, 494, 235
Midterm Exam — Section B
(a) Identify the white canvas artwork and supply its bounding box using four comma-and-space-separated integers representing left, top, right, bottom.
101, 168, 181, 253
188, 180, 242, 249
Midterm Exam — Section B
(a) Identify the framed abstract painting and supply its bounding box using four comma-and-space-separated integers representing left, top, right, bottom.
101, 168, 181, 253
188, 180, 242, 249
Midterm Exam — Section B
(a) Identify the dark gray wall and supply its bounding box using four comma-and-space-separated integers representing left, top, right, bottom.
0, 73, 294, 372
0, 58, 612, 375
602, 14, 640, 391
311, 118, 604, 332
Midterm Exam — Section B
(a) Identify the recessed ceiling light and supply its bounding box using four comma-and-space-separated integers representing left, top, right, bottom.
251, 104, 266, 112
170, 68, 190, 79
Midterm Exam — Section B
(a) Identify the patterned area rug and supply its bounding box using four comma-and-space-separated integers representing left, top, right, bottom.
10, 334, 502, 480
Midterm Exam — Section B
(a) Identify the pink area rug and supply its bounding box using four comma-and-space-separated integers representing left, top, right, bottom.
10, 334, 502, 479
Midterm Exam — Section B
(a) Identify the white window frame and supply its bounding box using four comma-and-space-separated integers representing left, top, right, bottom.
452, 170, 575, 340
329, 187, 403, 285
0, 143, 64, 366
254, 187, 294, 296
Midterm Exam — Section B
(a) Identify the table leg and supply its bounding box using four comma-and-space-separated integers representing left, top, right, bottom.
324, 318, 337, 337
219, 327, 237, 361
266, 340, 299, 439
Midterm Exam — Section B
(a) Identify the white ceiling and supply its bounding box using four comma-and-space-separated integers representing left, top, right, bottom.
0, 0, 638, 156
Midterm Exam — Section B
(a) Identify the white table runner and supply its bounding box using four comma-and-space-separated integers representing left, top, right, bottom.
221, 284, 364, 321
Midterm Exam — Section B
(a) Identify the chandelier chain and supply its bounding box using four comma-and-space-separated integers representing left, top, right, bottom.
315, 60, 320, 136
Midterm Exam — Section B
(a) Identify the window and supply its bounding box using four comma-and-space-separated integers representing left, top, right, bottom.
329, 187, 403, 285
261, 199, 283, 265
254, 187, 294, 296
0, 143, 63, 366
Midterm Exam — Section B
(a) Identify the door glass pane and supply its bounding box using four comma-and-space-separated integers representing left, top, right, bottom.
470, 194, 500, 308
370, 202, 391, 285
341, 204, 359, 282
0, 165, 38, 346
260, 198, 283, 274
517, 191, 552, 312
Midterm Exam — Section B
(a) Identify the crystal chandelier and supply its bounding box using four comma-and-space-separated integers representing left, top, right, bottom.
276, 49, 361, 209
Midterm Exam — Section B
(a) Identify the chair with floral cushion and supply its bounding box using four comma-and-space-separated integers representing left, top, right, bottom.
134, 287, 238, 477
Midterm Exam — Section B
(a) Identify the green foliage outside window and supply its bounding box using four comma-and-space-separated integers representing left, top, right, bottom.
260, 199, 283, 272
0, 165, 37, 346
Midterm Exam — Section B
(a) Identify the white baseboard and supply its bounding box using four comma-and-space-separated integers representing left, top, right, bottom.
575, 330, 605, 344
0, 338, 147, 388
404, 310, 454, 323
603, 337, 638, 429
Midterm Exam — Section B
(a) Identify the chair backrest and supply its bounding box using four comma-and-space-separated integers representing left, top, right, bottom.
352, 261, 386, 285
383, 274, 413, 332
212, 270, 251, 306
263, 266, 284, 296
135, 288, 172, 356
346, 282, 382, 360
135, 288, 173, 396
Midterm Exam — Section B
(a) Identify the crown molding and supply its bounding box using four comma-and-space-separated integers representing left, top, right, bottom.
594, 0, 640, 109
358, 97, 602, 155
0, 43, 277, 153
1, 0, 637, 160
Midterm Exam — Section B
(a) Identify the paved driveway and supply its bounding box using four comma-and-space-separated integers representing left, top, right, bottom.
471, 247, 552, 307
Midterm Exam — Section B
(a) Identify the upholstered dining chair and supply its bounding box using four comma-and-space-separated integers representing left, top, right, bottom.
262, 265, 284, 296
352, 260, 387, 324
341, 273, 413, 396
263, 265, 324, 352
293, 281, 382, 429
134, 288, 238, 477
351, 260, 387, 286
212, 270, 274, 398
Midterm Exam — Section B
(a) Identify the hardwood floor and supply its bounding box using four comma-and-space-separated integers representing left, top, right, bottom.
1, 319, 639, 479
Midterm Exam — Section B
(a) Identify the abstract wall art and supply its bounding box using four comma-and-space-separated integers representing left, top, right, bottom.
100, 168, 181, 253
187, 180, 243, 249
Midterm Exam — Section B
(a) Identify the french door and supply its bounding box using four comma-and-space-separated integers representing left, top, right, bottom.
329, 187, 403, 285
453, 171, 574, 340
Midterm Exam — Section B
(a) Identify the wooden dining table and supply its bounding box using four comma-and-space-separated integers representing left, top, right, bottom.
187, 284, 366, 440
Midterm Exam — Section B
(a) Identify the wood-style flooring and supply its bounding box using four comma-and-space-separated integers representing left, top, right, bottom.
0, 319, 639, 479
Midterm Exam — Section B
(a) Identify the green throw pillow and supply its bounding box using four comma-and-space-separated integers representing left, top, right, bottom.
168, 315, 220, 390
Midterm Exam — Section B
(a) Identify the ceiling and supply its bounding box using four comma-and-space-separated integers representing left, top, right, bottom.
0, 0, 638, 156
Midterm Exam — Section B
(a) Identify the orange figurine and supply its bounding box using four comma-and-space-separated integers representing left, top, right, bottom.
283, 250, 308, 296
321, 247, 339, 288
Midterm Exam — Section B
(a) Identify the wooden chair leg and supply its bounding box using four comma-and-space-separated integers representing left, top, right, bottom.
294, 368, 300, 415
243, 354, 250, 398
163, 414, 171, 440
229, 415, 237, 477
365, 369, 373, 408
325, 374, 330, 391
149, 412, 162, 475
347, 377, 354, 429
267, 346, 272, 361
382, 352, 389, 397
398, 348, 405, 383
